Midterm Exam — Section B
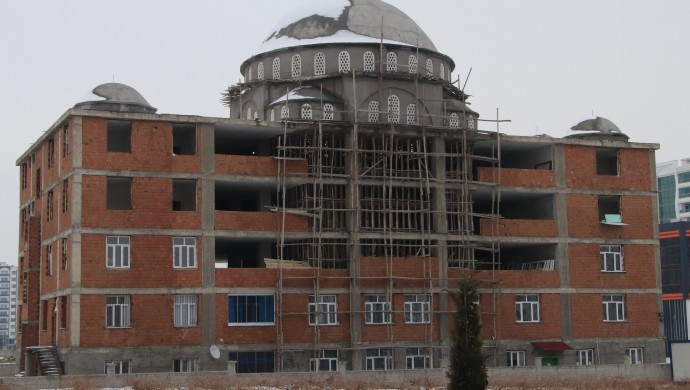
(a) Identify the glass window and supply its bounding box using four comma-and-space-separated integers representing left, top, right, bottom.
310, 350, 338, 372
515, 294, 539, 323
576, 349, 594, 365
404, 294, 430, 324
229, 351, 274, 373
106, 295, 130, 328
228, 295, 275, 325
365, 295, 391, 324
366, 348, 392, 370
625, 348, 643, 365
173, 358, 199, 372
173, 237, 196, 268
603, 294, 625, 322
308, 295, 337, 325
174, 294, 197, 327
506, 350, 525, 367
678, 172, 690, 184
406, 347, 431, 369
440, 63, 445, 79
105, 360, 131, 375
600, 245, 623, 272
106, 236, 130, 269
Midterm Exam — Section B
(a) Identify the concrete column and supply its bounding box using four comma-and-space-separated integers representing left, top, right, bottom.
553, 144, 572, 339
432, 137, 450, 352
227, 361, 237, 374
200, 123, 216, 346
70, 116, 84, 348
346, 124, 362, 369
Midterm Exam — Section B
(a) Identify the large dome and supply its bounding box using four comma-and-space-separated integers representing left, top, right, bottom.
257, 0, 437, 55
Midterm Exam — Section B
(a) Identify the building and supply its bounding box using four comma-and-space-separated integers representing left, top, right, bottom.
0, 263, 18, 349
17, 0, 664, 375
657, 158, 690, 224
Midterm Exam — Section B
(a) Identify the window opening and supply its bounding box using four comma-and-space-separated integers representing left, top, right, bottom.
173, 237, 197, 268
449, 113, 459, 128
270, 109, 275, 122
172, 123, 196, 155
172, 179, 196, 211
408, 55, 418, 74
368, 101, 379, 123
468, 116, 475, 130
106, 295, 130, 328
387, 95, 400, 123
272, 57, 280, 79
61, 238, 67, 271
598, 195, 622, 224
258, 62, 264, 79
60, 296, 67, 329
426, 59, 433, 76
314, 52, 326, 75
62, 179, 69, 213
107, 120, 131, 153
365, 295, 391, 324
440, 63, 445, 79
45, 244, 52, 276
600, 245, 623, 272
310, 350, 337, 372
107, 177, 132, 210
308, 295, 337, 325
21, 163, 27, 189
291, 54, 302, 77
301, 104, 313, 120
323, 104, 334, 121
47, 138, 55, 168
62, 125, 69, 158
364, 51, 375, 72
603, 294, 625, 322
515, 294, 539, 323
106, 236, 130, 268
386, 52, 397, 72
338, 51, 350, 73
174, 294, 197, 327
596, 148, 619, 176
229, 351, 274, 373
46, 191, 54, 222
406, 104, 416, 125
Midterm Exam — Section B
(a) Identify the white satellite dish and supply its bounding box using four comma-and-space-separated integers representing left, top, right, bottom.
210, 345, 221, 360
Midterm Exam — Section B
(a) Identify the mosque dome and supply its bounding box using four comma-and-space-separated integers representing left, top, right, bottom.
74, 82, 157, 114
257, 0, 437, 55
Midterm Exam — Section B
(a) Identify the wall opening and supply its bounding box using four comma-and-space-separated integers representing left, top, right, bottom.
106, 177, 132, 210
215, 183, 275, 212
596, 148, 619, 176
598, 195, 621, 222
107, 120, 131, 153
172, 180, 197, 211
215, 238, 274, 269
172, 124, 196, 155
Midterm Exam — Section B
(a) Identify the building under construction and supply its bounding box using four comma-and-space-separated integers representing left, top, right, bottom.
17, 0, 664, 375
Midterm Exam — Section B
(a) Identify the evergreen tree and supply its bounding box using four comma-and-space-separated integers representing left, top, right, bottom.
447, 274, 487, 390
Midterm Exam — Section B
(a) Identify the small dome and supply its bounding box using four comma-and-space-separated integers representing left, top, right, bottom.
75, 83, 157, 114
257, 0, 437, 55
565, 116, 629, 140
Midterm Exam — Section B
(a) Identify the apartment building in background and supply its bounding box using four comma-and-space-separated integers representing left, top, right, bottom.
0, 263, 18, 349
17, 0, 665, 375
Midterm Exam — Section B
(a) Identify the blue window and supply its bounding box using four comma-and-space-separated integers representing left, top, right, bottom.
228, 295, 274, 325
229, 351, 274, 373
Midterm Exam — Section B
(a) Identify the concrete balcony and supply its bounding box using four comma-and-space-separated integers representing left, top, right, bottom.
478, 167, 555, 187
215, 155, 307, 177
215, 211, 308, 232
480, 219, 557, 237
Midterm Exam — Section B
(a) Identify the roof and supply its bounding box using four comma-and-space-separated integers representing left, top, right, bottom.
74, 83, 157, 114
268, 86, 343, 107
257, 0, 437, 55
531, 341, 573, 351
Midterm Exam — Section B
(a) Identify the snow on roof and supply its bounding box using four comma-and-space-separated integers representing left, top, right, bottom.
269, 86, 342, 106
270, 0, 350, 31
258, 29, 410, 56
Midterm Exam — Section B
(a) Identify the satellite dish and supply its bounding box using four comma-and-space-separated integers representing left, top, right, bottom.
210, 345, 220, 360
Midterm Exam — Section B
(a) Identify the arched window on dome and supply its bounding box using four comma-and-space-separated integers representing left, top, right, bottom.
314, 52, 326, 76
270, 109, 275, 122
468, 116, 476, 130
386, 52, 398, 72
409, 55, 418, 74
440, 64, 445, 80
281, 105, 289, 120
258, 63, 264, 80
388, 95, 400, 124
247, 107, 252, 120
273, 58, 281, 79
248, 67, 253, 82
338, 51, 351, 73
368, 101, 379, 123
301, 104, 312, 120
292, 55, 302, 78
449, 113, 459, 129
364, 51, 375, 72
323, 104, 334, 121
426, 59, 433, 77
406, 104, 416, 125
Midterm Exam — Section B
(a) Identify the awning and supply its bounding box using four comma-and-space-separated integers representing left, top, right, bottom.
531, 341, 573, 351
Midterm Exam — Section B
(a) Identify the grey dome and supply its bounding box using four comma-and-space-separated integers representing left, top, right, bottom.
75, 83, 157, 114
258, 0, 437, 54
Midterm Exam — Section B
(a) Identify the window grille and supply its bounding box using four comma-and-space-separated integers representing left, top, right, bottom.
450, 113, 459, 128
387, 95, 400, 123
386, 52, 397, 72
364, 51, 375, 72
408, 55, 418, 74
368, 101, 379, 123
314, 52, 326, 75
338, 51, 350, 73
426, 59, 433, 76
301, 104, 313, 120
258, 62, 264, 79
406, 104, 416, 125
323, 104, 334, 121
291, 54, 302, 77
272, 58, 280, 79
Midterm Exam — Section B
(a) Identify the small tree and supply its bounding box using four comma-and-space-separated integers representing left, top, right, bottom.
447, 273, 487, 390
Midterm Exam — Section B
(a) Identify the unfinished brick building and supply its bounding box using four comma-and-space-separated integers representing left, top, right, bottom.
17, 0, 664, 375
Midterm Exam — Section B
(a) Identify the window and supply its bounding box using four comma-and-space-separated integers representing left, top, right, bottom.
323, 104, 334, 121
310, 350, 337, 372
41, 301, 48, 331
308, 295, 337, 325
21, 163, 27, 189
406, 104, 416, 125
106, 295, 131, 328
62, 179, 69, 213
408, 55, 418, 74
449, 113, 459, 129
576, 349, 594, 366
174, 294, 197, 327
228, 295, 275, 325
603, 294, 625, 322
172, 123, 196, 155
406, 347, 431, 369
364, 51, 375, 72
45, 245, 52, 276
247, 107, 252, 120
338, 51, 350, 73
107, 177, 132, 210
36, 168, 41, 194
62, 125, 69, 158
679, 172, 690, 184
247, 67, 252, 82
47, 138, 55, 168
229, 351, 274, 373
440, 63, 445, 79
272, 58, 280, 79
106, 236, 130, 269
625, 348, 643, 365
301, 104, 313, 120
281, 106, 289, 120
291, 54, 301, 77
387, 95, 400, 124
314, 52, 326, 76
173, 237, 196, 268
60, 296, 67, 329
46, 190, 54, 221
596, 148, 619, 176
366, 348, 392, 370
107, 120, 131, 153
61, 238, 68, 271
598, 195, 621, 223
515, 294, 539, 323
386, 52, 397, 72
365, 295, 391, 324
172, 179, 196, 211
506, 350, 525, 367
468, 116, 475, 130
679, 187, 690, 198
258, 62, 264, 80
368, 101, 379, 123
173, 358, 199, 373
404, 294, 430, 324
426, 59, 434, 76
105, 361, 130, 374
600, 245, 623, 272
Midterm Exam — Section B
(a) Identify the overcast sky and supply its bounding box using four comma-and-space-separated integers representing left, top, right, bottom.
1, 0, 689, 265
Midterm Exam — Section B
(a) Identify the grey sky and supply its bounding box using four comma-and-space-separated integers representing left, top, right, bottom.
1, 0, 689, 265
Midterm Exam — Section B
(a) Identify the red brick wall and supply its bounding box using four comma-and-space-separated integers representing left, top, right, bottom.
571, 294, 660, 338
566, 194, 654, 239
569, 243, 656, 289
81, 118, 202, 173
478, 167, 555, 187
215, 155, 307, 177
360, 257, 439, 289
215, 211, 308, 233
215, 294, 277, 345
480, 219, 557, 237
81, 234, 202, 288
476, 293, 562, 340
81, 175, 202, 230
361, 294, 439, 343
448, 269, 561, 289
281, 294, 352, 344
565, 146, 652, 191
80, 294, 202, 347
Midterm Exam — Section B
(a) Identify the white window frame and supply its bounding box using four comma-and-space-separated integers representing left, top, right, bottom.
603, 294, 626, 322
576, 349, 594, 366
310, 350, 338, 372
365, 295, 391, 324
105, 360, 131, 374
308, 295, 337, 325
338, 51, 350, 73
406, 347, 431, 369
173, 237, 196, 269
506, 350, 525, 367
106, 236, 130, 269
173, 358, 199, 373
291, 54, 302, 78
404, 294, 430, 324
364, 51, 375, 72
301, 104, 313, 120
515, 294, 540, 323
600, 245, 624, 272
174, 294, 197, 327
366, 348, 392, 370
106, 295, 130, 328
408, 55, 418, 74
272, 57, 280, 79
386, 52, 397, 72
314, 52, 326, 76
625, 347, 643, 365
